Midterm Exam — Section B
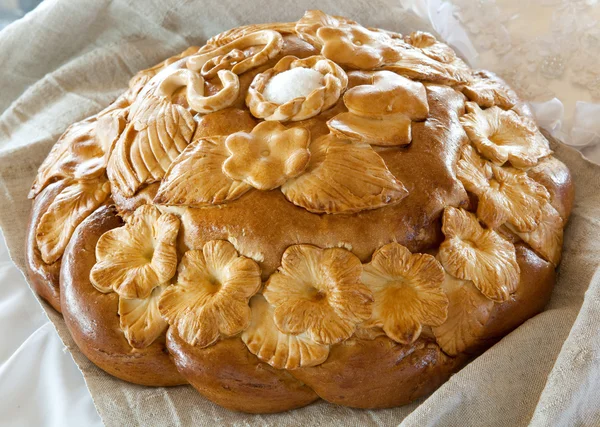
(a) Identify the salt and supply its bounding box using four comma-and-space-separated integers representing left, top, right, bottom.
263, 68, 324, 104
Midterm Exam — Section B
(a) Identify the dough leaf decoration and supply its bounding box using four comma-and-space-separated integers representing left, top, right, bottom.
30, 102, 127, 198
154, 137, 251, 207
119, 285, 169, 349
438, 207, 520, 302
432, 273, 494, 356
242, 295, 330, 369
107, 95, 196, 197
36, 177, 111, 264
281, 134, 408, 214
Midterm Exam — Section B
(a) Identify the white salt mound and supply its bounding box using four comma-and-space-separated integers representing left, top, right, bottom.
263, 68, 324, 104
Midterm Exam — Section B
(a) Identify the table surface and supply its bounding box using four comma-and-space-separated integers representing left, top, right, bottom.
1, 1, 599, 426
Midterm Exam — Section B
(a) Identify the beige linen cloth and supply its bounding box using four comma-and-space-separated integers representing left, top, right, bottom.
0, 0, 599, 425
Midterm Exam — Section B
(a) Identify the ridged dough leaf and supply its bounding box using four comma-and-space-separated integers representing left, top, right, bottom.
432, 274, 493, 356
119, 285, 168, 349
281, 135, 408, 214
107, 95, 195, 196
154, 138, 251, 207
36, 178, 110, 264
242, 295, 329, 370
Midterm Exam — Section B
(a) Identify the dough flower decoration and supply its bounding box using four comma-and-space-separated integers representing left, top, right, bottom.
118, 284, 169, 349
327, 70, 429, 146
457, 145, 550, 231
459, 70, 518, 109
246, 55, 348, 122
109, 31, 281, 198
90, 204, 180, 299
403, 31, 457, 64
156, 125, 407, 215
460, 102, 552, 168
263, 245, 373, 345
402, 31, 472, 80
158, 240, 261, 347
361, 243, 448, 344
223, 121, 311, 190
316, 23, 401, 69
295, 9, 356, 49
438, 207, 520, 302
295, 9, 399, 69
295, 10, 469, 84
242, 294, 330, 370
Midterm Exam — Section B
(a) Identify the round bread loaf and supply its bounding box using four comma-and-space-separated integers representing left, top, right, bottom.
26, 10, 574, 413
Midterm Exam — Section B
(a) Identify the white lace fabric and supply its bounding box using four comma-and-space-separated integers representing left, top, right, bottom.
402, 0, 600, 163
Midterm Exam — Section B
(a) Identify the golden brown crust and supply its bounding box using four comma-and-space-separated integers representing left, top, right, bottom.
285, 248, 553, 409
26, 180, 69, 312
177, 84, 469, 279
26, 10, 575, 414
166, 331, 318, 413
433, 243, 556, 355
60, 205, 185, 386
110, 182, 159, 216
527, 149, 575, 221
481, 244, 555, 341
290, 337, 466, 408
194, 108, 258, 139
